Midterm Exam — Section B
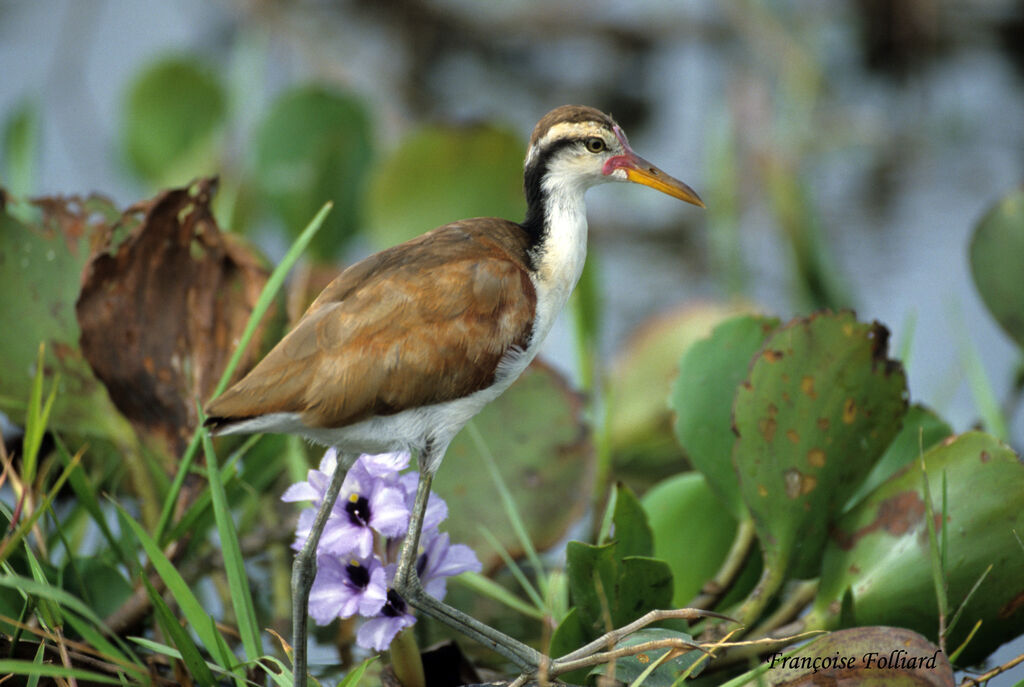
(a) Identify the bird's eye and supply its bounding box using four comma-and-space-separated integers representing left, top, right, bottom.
584, 137, 606, 153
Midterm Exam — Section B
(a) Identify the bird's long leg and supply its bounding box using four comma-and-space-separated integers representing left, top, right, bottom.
291, 451, 354, 687
392, 462, 546, 673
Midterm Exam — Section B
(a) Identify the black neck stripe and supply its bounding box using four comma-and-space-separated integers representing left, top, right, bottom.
520, 137, 580, 247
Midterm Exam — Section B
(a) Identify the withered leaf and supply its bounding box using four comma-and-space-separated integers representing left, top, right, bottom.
76, 178, 272, 457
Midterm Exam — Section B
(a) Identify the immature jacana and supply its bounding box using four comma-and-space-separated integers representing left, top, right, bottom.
205, 105, 704, 684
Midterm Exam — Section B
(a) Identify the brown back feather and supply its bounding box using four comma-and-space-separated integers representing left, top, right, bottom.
205, 219, 536, 429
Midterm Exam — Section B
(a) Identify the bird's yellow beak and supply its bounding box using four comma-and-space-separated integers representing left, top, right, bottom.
604, 124, 705, 208
621, 155, 705, 208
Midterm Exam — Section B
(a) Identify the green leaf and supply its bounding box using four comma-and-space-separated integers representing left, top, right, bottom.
843, 404, 952, 512
0, 661, 124, 685
142, 577, 218, 686
809, 432, 1024, 666
3, 98, 39, 196
365, 123, 524, 249
60, 557, 133, 621
116, 504, 240, 674
642, 472, 740, 608
609, 483, 654, 559
253, 85, 372, 259
201, 428, 262, 661
565, 542, 673, 638
0, 199, 135, 442
549, 607, 591, 686
734, 312, 907, 581
671, 313, 780, 519
589, 628, 705, 686
566, 541, 618, 636
969, 186, 1024, 349
611, 304, 750, 483
434, 362, 592, 570
122, 57, 226, 186
757, 627, 952, 686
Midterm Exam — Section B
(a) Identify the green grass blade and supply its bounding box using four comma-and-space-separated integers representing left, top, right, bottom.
0, 449, 83, 567
476, 526, 545, 612
201, 419, 262, 661
455, 572, 544, 621
337, 656, 377, 687
156, 201, 333, 544
465, 421, 548, 596
53, 438, 124, 563
0, 660, 124, 684
115, 503, 239, 674
141, 576, 218, 686
27, 639, 45, 687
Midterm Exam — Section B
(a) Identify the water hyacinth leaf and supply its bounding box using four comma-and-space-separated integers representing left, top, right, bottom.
590, 628, 705, 686
609, 482, 654, 559
565, 541, 673, 637
122, 57, 226, 186
734, 312, 908, 580
253, 85, 372, 260
843, 404, 952, 512
3, 99, 39, 196
548, 607, 590, 686
76, 179, 274, 456
611, 303, 752, 483
365, 123, 524, 250
671, 313, 780, 519
642, 472, 740, 608
969, 186, 1024, 349
0, 195, 133, 442
759, 626, 953, 686
435, 361, 592, 570
810, 432, 1024, 666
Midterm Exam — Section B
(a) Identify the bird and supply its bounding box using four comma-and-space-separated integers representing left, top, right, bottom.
204, 104, 704, 685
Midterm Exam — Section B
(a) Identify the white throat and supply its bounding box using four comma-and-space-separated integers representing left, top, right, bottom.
528, 167, 591, 347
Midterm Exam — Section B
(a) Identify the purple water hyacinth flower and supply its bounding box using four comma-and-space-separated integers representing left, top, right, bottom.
355, 577, 417, 651
360, 450, 411, 479
417, 529, 482, 600
284, 451, 410, 558
398, 471, 448, 531
308, 554, 387, 625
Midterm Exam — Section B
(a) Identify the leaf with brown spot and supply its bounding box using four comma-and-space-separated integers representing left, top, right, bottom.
75, 178, 274, 457
733, 311, 908, 591
0, 190, 133, 442
761, 626, 953, 686
809, 432, 1024, 666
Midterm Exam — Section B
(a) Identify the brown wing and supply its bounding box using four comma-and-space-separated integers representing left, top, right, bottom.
205, 219, 536, 429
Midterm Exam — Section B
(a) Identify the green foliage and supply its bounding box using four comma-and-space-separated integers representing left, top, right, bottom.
970, 186, 1024, 349
2, 98, 39, 196
589, 628, 705, 686
253, 85, 373, 260
809, 432, 1024, 666
642, 472, 740, 608
0, 197, 133, 443
671, 312, 780, 519
734, 312, 908, 581
434, 363, 593, 569
364, 123, 525, 248
122, 57, 227, 186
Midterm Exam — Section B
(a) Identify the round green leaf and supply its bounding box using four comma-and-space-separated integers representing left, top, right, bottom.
969, 186, 1024, 349
734, 312, 908, 579
433, 362, 592, 570
811, 432, 1024, 666
364, 123, 525, 249
642, 472, 738, 608
253, 85, 373, 260
671, 313, 780, 519
122, 57, 226, 186
610, 303, 751, 484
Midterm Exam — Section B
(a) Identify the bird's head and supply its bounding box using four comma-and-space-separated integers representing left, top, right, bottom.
524, 105, 705, 208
